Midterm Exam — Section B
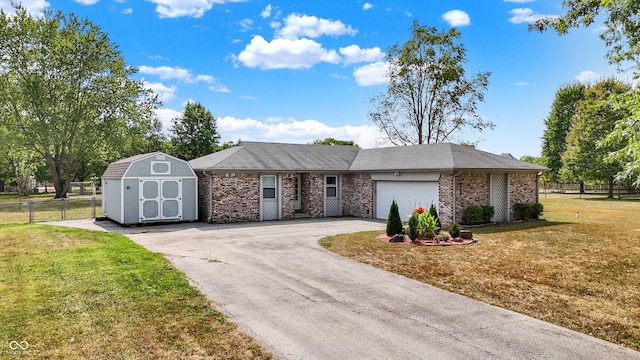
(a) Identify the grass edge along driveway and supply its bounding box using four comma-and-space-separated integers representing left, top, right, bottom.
0, 223, 273, 359
320, 194, 640, 352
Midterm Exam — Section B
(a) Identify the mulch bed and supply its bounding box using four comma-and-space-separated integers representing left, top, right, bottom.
376, 233, 477, 246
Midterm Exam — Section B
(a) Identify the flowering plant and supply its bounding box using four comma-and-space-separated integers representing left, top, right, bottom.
415, 206, 425, 214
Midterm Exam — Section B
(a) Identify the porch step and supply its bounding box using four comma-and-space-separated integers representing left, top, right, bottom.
294, 212, 311, 219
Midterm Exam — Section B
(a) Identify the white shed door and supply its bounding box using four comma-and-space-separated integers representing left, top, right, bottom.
376, 181, 439, 220
139, 179, 182, 221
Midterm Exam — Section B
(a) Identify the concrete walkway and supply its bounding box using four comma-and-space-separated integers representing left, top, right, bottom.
53, 218, 640, 359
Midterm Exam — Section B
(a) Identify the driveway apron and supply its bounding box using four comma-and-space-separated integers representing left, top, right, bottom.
57, 218, 640, 360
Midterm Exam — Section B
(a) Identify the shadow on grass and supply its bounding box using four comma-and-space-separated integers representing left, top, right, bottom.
542, 193, 640, 202
468, 219, 568, 234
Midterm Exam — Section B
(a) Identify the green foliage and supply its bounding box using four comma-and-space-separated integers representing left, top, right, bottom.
428, 204, 442, 229
369, 20, 492, 145
461, 205, 484, 225
603, 90, 640, 187
513, 203, 544, 220
386, 200, 403, 236
169, 102, 221, 160
407, 211, 419, 240
448, 223, 461, 238
561, 79, 630, 198
0, 4, 158, 198
540, 83, 586, 183
312, 138, 358, 147
481, 205, 495, 223
416, 211, 438, 238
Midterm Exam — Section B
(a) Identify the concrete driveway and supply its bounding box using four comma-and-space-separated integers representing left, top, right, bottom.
56, 218, 640, 359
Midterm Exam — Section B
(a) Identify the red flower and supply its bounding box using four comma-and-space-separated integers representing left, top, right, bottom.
416, 207, 425, 214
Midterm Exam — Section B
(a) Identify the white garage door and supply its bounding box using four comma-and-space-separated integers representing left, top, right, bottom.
376, 181, 439, 220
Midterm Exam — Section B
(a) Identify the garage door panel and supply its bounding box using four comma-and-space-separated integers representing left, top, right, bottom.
376, 181, 439, 220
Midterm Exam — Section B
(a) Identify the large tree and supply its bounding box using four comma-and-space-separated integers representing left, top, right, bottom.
0, 4, 158, 198
602, 89, 640, 186
561, 79, 630, 198
540, 83, 586, 183
531, 1, 640, 74
169, 102, 220, 160
312, 138, 358, 147
369, 20, 493, 145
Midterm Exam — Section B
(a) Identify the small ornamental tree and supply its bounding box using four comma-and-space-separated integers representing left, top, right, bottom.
408, 210, 420, 240
428, 204, 442, 230
386, 200, 403, 236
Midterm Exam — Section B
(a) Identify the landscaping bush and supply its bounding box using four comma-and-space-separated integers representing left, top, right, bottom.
481, 205, 495, 223
449, 222, 461, 238
416, 211, 438, 238
408, 211, 419, 240
513, 202, 544, 220
428, 204, 442, 230
386, 200, 403, 236
462, 205, 484, 225
532, 203, 544, 219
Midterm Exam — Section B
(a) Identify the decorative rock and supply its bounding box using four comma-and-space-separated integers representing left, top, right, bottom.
390, 234, 406, 243
460, 230, 473, 239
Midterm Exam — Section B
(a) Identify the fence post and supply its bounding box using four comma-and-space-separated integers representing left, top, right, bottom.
29, 201, 34, 223
91, 196, 96, 219
60, 198, 66, 221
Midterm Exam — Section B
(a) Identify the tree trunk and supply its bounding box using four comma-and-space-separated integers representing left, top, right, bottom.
608, 177, 614, 199
580, 181, 585, 194
45, 154, 71, 198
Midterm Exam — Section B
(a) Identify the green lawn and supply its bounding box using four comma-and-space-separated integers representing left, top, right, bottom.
320, 193, 640, 351
0, 224, 272, 359
0, 193, 101, 224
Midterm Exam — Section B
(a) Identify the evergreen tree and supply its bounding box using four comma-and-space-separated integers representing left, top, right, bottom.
386, 200, 403, 236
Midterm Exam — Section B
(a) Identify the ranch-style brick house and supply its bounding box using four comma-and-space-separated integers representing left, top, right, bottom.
189, 141, 546, 225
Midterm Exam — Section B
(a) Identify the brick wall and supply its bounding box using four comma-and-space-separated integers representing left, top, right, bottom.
302, 173, 325, 217
342, 173, 373, 218
439, 172, 491, 226
208, 173, 260, 223
439, 173, 453, 226
509, 172, 539, 218
196, 172, 210, 221
280, 173, 296, 220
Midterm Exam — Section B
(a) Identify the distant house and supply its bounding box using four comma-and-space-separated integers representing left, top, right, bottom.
190, 141, 546, 225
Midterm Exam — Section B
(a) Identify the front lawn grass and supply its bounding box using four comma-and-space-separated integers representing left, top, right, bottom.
320, 193, 640, 351
0, 224, 272, 359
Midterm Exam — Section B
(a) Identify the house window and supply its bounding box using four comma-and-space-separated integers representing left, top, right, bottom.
263, 175, 276, 199
326, 175, 337, 198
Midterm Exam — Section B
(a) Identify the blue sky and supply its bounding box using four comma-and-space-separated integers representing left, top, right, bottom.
2, 0, 621, 157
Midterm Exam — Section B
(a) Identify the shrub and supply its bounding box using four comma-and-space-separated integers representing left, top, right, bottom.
435, 234, 449, 242
462, 205, 484, 225
513, 203, 530, 220
416, 212, 438, 238
386, 200, 403, 236
481, 205, 495, 223
428, 204, 442, 230
532, 203, 544, 219
408, 211, 419, 240
449, 223, 461, 238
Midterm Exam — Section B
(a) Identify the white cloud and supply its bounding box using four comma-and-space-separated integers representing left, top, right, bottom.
404, 10, 412, 17
353, 61, 388, 86
144, 81, 177, 102
236, 35, 341, 69
508, 8, 558, 24
575, 70, 601, 83
276, 13, 357, 39
73, 0, 99, 5
147, 0, 243, 19
209, 84, 230, 93
516, 81, 532, 86
363, 2, 373, 10
138, 65, 219, 85
503, 0, 534, 3
156, 108, 182, 130
122, 8, 133, 14
217, 116, 385, 148
339, 45, 385, 65
239, 18, 253, 31
442, 10, 470, 27
0, 0, 49, 16
260, 4, 272, 18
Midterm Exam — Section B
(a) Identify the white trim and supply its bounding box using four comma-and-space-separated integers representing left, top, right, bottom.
150, 161, 171, 175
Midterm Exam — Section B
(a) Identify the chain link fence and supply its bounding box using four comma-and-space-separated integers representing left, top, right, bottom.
0, 196, 101, 224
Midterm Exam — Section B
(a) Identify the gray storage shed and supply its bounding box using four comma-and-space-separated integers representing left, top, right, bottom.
101, 152, 198, 225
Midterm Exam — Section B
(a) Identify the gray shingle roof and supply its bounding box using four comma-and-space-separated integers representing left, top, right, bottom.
102, 152, 162, 179
189, 141, 360, 172
189, 141, 547, 173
